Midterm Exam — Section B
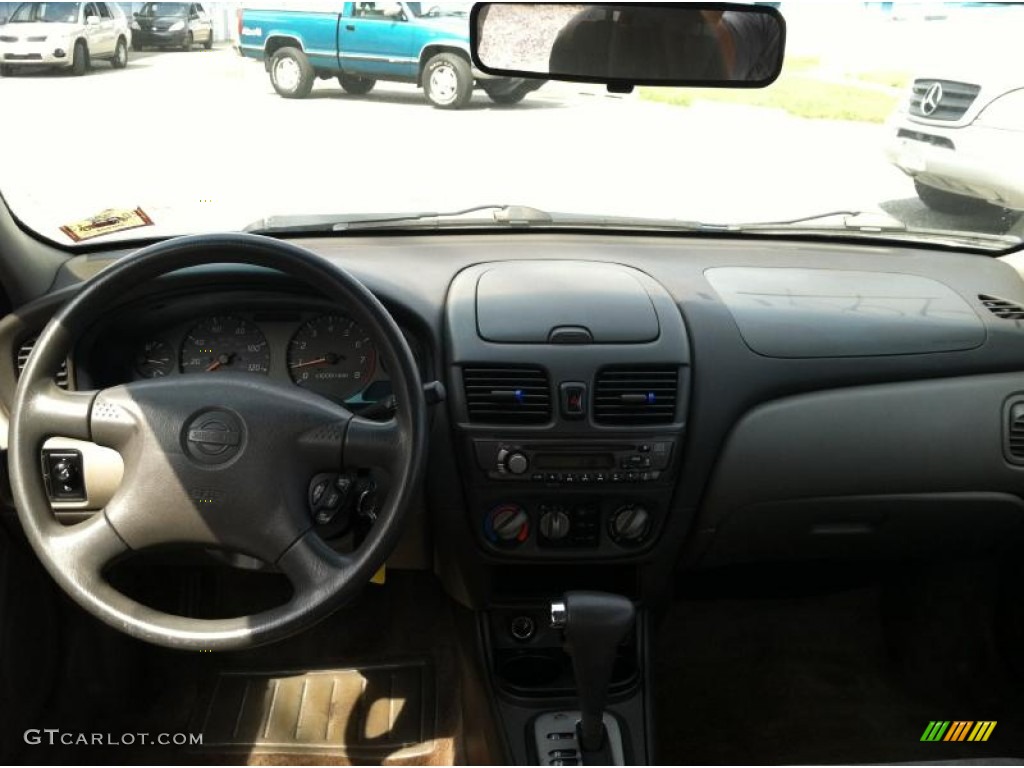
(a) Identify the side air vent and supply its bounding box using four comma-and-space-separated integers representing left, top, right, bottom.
16, 337, 69, 390
463, 366, 551, 424
1006, 401, 1024, 464
594, 366, 679, 425
979, 294, 1024, 321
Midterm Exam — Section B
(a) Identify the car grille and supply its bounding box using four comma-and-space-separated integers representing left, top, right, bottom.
909, 79, 980, 121
3, 53, 42, 60
897, 128, 955, 150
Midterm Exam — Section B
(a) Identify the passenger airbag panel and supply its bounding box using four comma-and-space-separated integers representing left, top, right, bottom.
705, 267, 985, 357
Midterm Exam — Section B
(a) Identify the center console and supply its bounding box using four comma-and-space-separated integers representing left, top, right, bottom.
444, 260, 691, 764
446, 261, 691, 563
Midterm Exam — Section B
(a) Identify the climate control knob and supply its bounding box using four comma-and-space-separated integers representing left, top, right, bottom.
539, 508, 571, 541
610, 505, 652, 545
487, 503, 529, 545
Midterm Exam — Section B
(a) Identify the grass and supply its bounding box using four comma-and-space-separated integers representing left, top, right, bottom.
639, 57, 905, 124
852, 69, 913, 90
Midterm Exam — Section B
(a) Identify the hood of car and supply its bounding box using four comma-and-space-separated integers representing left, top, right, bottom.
136, 15, 185, 28
0, 21, 81, 38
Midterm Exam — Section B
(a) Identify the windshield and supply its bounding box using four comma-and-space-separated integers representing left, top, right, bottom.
405, 2, 471, 18
0, 1, 1021, 251
137, 3, 189, 16
8, 2, 80, 23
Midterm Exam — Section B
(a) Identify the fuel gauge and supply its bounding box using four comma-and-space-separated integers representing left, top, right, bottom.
134, 340, 174, 379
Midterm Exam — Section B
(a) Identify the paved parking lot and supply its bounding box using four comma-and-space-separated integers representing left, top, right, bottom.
0, 45, 1020, 244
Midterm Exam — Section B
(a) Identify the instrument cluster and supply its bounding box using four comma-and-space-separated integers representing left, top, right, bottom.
124, 311, 387, 405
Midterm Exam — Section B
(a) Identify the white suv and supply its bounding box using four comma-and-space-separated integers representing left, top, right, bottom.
885, 11, 1024, 218
0, 1, 131, 76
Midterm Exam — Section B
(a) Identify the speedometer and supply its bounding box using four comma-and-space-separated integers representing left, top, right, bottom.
287, 315, 376, 400
180, 316, 270, 375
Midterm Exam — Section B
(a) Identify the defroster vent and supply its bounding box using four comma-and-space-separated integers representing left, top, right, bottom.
594, 366, 679, 425
463, 366, 551, 424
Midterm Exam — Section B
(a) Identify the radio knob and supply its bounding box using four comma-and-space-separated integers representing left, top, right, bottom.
488, 503, 529, 545
611, 505, 652, 545
505, 452, 530, 476
539, 508, 571, 541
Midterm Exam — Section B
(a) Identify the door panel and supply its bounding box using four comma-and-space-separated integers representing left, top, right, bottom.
338, 5, 416, 79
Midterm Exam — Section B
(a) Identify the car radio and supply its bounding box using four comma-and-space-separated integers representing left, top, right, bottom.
473, 438, 676, 485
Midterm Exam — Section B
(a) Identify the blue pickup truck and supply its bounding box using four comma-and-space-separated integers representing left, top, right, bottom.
238, 2, 544, 108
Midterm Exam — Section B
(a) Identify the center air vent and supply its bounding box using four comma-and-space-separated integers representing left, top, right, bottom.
594, 366, 679, 425
463, 366, 551, 425
16, 337, 69, 390
979, 295, 1024, 321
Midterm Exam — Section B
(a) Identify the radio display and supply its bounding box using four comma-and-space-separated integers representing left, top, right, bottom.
534, 453, 614, 471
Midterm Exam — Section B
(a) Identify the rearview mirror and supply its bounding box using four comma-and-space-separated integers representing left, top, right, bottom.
471, 2, 786, 88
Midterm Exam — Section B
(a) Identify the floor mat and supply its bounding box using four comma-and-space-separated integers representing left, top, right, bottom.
16, 571, 465, 766
192, 662, 439, 763
653, 561, 1024, 765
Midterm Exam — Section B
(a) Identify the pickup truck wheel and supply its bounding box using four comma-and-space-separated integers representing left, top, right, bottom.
482, 80, 536, 105
423, 52, 473, 109
338, 74, 376, 95
271, 46, 315, 99
914, 180, 992, 215
203, 29, 214, 50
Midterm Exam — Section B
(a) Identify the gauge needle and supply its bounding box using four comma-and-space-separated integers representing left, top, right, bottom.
206, 353, 234, 372
290, 357, 329, 370
290, 353, 343, 370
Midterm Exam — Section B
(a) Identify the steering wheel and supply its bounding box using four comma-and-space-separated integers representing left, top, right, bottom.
8, 234, 427, 651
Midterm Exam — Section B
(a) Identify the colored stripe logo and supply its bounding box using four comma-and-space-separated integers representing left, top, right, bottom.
921, 721, 997, 742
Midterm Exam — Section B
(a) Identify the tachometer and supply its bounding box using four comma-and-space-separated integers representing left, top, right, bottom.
180, 316, 270, 375
287, 315, 376, 400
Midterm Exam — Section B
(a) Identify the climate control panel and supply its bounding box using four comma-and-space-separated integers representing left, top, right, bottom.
482, 498, 658, 555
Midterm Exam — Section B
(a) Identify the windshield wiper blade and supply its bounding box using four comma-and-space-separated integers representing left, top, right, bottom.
723, 210, 907, 232
724, 210, 1020, 247
246, 206, 720, 234
245, 205, 555, 234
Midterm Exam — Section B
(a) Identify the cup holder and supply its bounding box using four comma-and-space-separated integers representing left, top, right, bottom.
497, 651, 564, 689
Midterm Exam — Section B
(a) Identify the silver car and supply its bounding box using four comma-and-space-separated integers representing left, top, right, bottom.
884, 7, 1024, 213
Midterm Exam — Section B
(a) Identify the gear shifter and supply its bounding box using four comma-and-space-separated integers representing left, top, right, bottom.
550, 591, 636, 761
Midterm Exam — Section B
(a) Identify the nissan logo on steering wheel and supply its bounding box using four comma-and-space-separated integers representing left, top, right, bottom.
184, 409, 245, 465
921, 82, 944, 116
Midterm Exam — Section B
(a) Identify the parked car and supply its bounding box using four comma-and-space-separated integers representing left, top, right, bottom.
238, 1, 545, 108
884, 9, 1024, 213
130, 2, 214, 52
0, 1, 130, 76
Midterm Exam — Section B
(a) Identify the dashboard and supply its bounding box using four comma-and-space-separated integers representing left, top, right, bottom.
3, 230, 1024, 612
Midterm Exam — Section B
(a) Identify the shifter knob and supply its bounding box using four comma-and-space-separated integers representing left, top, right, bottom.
551, 591, 635, 756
